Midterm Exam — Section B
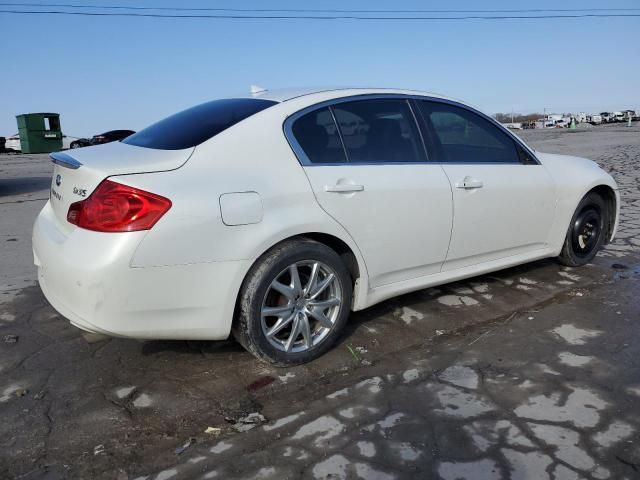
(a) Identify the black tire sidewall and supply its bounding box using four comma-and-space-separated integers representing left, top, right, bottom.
238, 240, 353, 365
560, 193, 607, 266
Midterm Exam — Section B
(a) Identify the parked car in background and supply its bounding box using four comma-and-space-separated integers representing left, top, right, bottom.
34, 88, 619, 365
4, 133, 80, 151
588, 114, 603, 125
600, 112, 613, 123
70, 130, 135, 149
612, 112, 625, 123
92, 129, 135, 145
502, 122, 523, 130
70, 138, 92, 149
62, 135, 79, 150
5, 134, 21, 152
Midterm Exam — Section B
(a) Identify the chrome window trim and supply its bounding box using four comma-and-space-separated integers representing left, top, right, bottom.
50, 151, 82, 169
282, 93, 540, 167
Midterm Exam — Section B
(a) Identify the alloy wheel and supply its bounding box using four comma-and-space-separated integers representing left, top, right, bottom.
260, 260, 342, 353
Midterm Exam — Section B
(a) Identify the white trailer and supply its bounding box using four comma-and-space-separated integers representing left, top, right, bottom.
575, 112, 588, 123
589, 114, 603, 125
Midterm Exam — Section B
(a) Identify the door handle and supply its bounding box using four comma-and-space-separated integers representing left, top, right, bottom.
455, 176, 484, 189
325, 184, 365, 193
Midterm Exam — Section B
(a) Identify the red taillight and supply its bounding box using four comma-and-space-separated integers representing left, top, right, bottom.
67, 180, 172, 232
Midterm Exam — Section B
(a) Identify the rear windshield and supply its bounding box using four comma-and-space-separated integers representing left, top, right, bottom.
123, 98, 277, 150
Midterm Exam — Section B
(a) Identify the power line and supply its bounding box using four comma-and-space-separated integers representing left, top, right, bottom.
1, 9, 640, 20
2, 3, 640, 13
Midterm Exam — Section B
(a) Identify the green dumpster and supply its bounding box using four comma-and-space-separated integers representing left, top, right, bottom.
16, 113, 63, 154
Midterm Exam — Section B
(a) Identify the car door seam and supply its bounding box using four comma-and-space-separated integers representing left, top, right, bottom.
438, 164, 456, 268
297, 163, 372, 283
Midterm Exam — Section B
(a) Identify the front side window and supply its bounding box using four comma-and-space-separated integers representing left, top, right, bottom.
418, 101, 520, 163
291, 107, 346, 164
124, 98, 277, 150
332, 99, 424, 163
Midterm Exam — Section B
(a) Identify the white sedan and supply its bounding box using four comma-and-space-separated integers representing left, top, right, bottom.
33, 88, 619, 365
3, 133, 78, 152
5, 134, 21, 152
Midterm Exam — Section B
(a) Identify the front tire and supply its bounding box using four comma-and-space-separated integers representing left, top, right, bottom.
233, 239, 353, 366
558, 193, 607, 267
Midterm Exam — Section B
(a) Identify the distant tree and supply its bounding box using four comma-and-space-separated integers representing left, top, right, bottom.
495, 113, 543, 123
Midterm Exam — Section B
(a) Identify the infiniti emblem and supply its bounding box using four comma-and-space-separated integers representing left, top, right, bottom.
55, 174, 61, 186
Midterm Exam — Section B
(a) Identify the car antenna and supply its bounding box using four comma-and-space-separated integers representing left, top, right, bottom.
250, 85, 267, 95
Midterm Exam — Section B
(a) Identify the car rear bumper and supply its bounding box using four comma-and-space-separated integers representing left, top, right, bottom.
33, 201, 248, 340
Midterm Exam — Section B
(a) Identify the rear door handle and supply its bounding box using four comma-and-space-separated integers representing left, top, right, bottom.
325, 184, 365, 193
455, 176, 484, 189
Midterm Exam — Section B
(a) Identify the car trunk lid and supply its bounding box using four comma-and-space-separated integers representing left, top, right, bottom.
49, 141, 192, 229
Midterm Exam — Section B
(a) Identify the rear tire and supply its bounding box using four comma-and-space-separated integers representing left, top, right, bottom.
233, 238, 353, 366
558, 193, 607, 267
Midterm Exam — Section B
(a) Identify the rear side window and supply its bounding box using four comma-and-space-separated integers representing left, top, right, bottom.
418, 101, 519, 163
123, 98, 277, 150
332, 99, 424, 163
291, 107, 347, 164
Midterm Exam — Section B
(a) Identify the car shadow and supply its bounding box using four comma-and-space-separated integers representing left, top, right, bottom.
337, 257, 562, 341
0, 177, 51, 197
138, 258, 562, 359
141, 338, 243, 356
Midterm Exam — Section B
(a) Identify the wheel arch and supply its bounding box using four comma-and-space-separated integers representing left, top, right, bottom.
585, 184, 618, 244
300, 232, 361, 283
231, 230, 370, 330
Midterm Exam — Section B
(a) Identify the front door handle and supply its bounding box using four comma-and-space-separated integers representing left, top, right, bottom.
325, 184, 365, 193
455, 176, 484, 189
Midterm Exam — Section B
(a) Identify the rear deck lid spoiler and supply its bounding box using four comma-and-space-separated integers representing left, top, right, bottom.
47, 141, 194, 175
50, 151, 82, 169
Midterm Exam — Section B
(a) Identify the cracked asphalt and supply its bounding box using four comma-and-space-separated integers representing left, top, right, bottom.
0, 124, 639, 479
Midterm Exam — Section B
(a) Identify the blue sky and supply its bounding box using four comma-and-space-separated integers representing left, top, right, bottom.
1, 0, 639, 137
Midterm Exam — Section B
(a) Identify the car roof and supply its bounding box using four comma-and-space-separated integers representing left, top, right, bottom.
96, 130, 134, 135
248, 87, 455, 103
